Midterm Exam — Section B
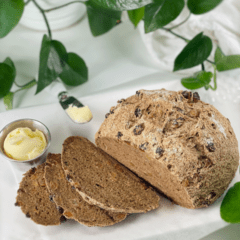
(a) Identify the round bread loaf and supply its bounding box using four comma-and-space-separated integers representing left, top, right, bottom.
95, 89, 239, 209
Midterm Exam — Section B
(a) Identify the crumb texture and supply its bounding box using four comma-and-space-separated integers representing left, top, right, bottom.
16, 163, 63, 226
45, 153, 127, 226
95, 89, 239, 209
61, 136, 160, 213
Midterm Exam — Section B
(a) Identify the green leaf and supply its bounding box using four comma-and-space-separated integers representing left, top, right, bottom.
86, 1, 121, 36
3, 92, 14, 110
187, 0, 223, 15
59, 53, 88, 86
214, 46, 240, 71
90, 0, 153, 11
216, 55, 240, 71
0, 63, 15, 99
0, 0, 24, 38
214, 46, 225, 63
215, 50, 240, 72
36, 35, 66, 94
128, 7, 144, 28
174, 32, 212, 71
144, 0, 185, 33
181, 71, 213, 89
50, 40, 68, 60
36, 36, 88, 94
3, 57, 16, 79
221, 182, 240, 223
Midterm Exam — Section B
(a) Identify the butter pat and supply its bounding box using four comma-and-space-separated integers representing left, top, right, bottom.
66, 105, 93, 123
3, 127, 47, 161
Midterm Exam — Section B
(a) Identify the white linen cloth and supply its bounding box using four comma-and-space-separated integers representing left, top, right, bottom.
138, 0, 240, 75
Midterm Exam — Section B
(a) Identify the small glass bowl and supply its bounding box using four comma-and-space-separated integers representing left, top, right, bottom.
0, 119, 51, 172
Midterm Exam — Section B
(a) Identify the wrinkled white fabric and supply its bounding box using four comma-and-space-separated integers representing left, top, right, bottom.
139, 0, 240, 74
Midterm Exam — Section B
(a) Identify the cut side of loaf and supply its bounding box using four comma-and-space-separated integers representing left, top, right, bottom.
45, 153, 127, 227
15, 163, 65, 226
61, 136, 160, 213
95, 89, 239, 209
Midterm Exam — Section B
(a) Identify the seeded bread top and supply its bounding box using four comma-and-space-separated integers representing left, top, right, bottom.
15, 163, 64, 226
61, 136, 160, 213
95, 89, 239, 207
45, 153, 127, 227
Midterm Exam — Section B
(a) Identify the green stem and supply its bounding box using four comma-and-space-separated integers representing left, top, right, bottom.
168, 12, 191, 30
44, 0, 84, 13
206, 59, 216, 65
14, 81, 23, 88
208, 65, 217, 91
201, 63, 205, 71
204, 65, 217, 90
162, 27, 189, 43
25, 0, 31, 5
15, 79, 37, 93
32, 0, 52, 39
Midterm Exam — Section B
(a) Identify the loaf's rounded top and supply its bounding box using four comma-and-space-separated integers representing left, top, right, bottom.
96, 89, 239, 208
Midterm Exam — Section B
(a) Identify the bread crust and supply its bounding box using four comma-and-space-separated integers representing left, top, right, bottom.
95, 89, 239, 209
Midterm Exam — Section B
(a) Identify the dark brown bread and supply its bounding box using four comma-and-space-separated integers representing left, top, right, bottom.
95, 89, 239, 209
45, 153, 127, 227
15, 163, 64, 226
61, 136, 160, 213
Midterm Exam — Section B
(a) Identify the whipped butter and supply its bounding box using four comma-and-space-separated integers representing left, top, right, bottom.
3, 127, 47, 161
66, 105, 93, 123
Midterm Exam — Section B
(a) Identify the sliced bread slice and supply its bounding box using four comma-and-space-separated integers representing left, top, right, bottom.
15, 163, 65, 226
45, 153, 127, 227
61, 136, 160, 213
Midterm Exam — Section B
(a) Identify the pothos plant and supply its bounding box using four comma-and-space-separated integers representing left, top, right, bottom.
0, 0, 239, 223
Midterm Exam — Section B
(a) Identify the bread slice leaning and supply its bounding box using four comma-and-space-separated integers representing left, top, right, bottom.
15, 163, 65, 226
45, 153, 127, 227
61, 136, 160, 213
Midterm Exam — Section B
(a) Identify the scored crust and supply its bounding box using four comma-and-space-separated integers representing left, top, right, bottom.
61, 136, 160, 213
15, 163, 65, 226
95, 89, 239, 209
45, 153, 127, 227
